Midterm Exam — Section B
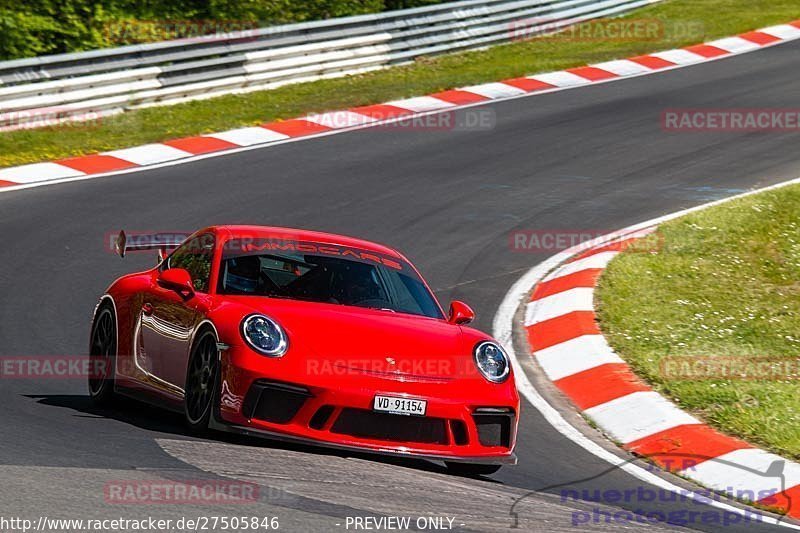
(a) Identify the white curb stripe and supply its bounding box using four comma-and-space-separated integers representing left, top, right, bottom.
708, 36, 762, 53
584, 391, 701, 444
760, 24, 800, 40
496, 176, 800, 529
2, 21, 799, 196
681, 448, 800, 500
205, 126, 289, 146
103, 144, 193, 166
528, 71, 592, 87
591, 59, 653, 76
304, 110, 376, 129
542, 251, 619, 282
524, 287, 594, 325
385, 96, 455, 113
0, 162, 84, 184
536, 334, 624, 381
649, 49, 706, 65
459, 82, 527, 99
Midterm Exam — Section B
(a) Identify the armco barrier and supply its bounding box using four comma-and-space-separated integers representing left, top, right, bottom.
0, 0, 660, 130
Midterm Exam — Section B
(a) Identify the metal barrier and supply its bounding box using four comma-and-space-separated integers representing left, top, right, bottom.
0, 0, 660, 130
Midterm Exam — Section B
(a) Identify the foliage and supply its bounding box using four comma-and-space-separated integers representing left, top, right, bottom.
598, 184, 800, 458
0, 0, 449, 59
1, 0, 798, 166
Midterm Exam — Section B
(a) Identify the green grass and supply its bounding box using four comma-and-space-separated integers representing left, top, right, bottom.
1, 0, 798, 168
596, 184, 800, 459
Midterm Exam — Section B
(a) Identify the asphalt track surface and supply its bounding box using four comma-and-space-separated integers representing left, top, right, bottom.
1, 38, 799, 532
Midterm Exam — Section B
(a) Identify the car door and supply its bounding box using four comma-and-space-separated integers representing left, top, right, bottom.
138, 233, 215, 394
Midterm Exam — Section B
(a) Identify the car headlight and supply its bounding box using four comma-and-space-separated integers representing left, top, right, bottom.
241, 314, 288, 357
474, 341, 510, 383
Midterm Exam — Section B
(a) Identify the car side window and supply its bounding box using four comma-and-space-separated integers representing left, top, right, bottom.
166, 234, 215, 293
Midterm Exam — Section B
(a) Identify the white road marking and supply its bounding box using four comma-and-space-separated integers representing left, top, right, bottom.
206, 127, 289, 146
0, 162, 84, 184
493, 175, 800, 529
103, 144, 192, 165
536, 334, 623, 381
524, 287, 594, 325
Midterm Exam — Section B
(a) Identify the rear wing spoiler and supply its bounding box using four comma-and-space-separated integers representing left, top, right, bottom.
114, 230, 185, 260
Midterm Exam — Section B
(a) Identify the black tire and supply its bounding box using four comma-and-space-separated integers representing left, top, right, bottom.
88, 303, 117, 404
184, 329, 219, 433
445, 462, 502, 477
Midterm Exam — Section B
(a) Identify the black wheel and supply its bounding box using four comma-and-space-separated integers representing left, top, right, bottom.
88, 303, 116, 403
445, 462, 502, 477
184, 329, 219, 433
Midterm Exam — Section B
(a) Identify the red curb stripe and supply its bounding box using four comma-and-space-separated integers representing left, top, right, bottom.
567, 66, 618, 82
554, 363, 651, 410
532, 269, 601, 301
629, 55, 676, 70
262, 119, 333, 137
349, 104, 415, 121
163, 136, 239, 155
758, 485, 800, 518
739, 31, 781, 45
2, 21, 798, 196
430, 90, 490, 105
525, 229, 800, 521
527, 311, 599, 352
501, 77, 556, 92
624, 424, 752, 472
683, 44, 729, 58
56, 154, 136, 174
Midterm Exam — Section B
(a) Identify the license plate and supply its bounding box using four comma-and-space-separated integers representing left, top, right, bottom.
373, 395, 427, 416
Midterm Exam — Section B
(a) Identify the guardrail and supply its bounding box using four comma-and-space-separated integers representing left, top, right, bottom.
0, 0, 660, 130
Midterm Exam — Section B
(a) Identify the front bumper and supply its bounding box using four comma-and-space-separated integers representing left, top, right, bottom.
217, 347, 519, 464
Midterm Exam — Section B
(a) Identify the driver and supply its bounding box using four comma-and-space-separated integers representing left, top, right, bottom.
224, 255, 261, 294
340, 264, 383, 305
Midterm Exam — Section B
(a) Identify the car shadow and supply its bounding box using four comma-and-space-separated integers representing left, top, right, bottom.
24, 393, 495, 480
25, 393, 188, 436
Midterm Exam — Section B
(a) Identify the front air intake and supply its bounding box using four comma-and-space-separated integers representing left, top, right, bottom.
309, 405, 335, 430
472, 408, 515, 448
242, 381, 311, 424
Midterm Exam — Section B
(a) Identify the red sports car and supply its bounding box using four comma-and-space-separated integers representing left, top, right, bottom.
89, 225, 519, 474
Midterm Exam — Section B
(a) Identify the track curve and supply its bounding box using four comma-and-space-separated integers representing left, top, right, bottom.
1, 39, 799, 531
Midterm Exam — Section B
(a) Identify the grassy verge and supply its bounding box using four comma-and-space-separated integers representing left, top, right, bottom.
596, 184, 800, 459
2, 0, 799, 168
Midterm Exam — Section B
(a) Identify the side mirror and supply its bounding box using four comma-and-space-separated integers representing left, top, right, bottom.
448, 300, 475, 325
157, 268, 195, 299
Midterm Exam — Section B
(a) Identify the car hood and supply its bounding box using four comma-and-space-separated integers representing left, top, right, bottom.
225, 296, 480, 378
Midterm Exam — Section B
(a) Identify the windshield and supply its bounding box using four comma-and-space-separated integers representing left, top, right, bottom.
218, 239, 444, 319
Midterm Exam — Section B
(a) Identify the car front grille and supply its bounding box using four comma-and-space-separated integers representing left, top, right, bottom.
330, 408, 449, 445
